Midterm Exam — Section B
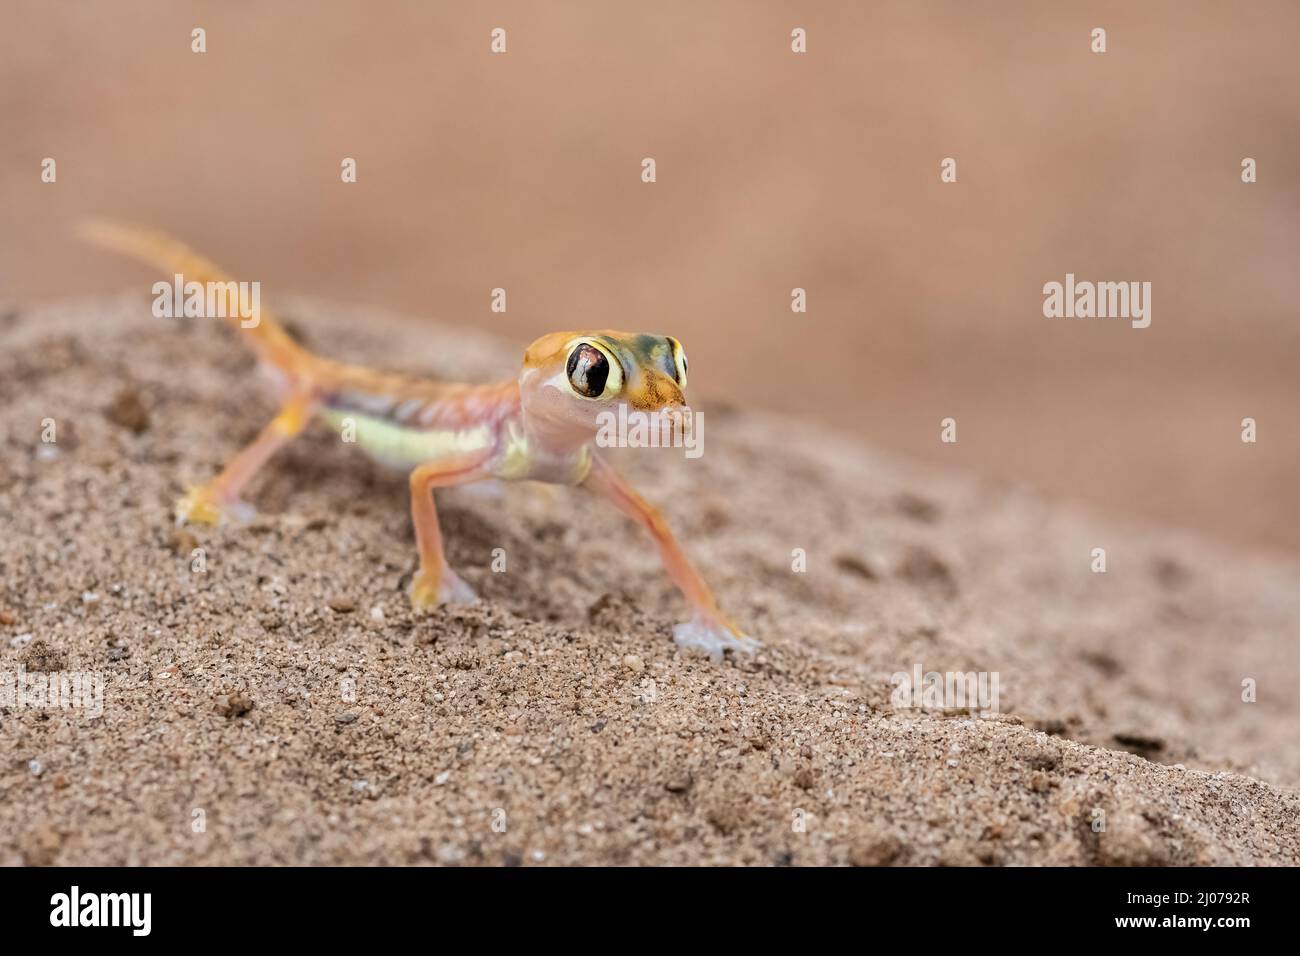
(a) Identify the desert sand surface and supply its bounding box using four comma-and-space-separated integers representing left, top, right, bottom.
1, 297, 1297, 865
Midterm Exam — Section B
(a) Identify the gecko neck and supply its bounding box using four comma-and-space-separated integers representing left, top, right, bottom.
495, 406, 594, 485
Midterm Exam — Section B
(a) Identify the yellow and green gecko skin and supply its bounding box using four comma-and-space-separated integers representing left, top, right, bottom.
81, 222, 757, 659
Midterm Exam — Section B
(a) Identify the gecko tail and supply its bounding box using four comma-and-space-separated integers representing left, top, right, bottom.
78, 219, 311, 374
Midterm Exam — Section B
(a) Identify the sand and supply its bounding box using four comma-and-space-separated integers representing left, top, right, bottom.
1, 296, 1297, 866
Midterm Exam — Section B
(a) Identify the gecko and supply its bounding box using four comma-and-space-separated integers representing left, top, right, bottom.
81, 222, 758, 659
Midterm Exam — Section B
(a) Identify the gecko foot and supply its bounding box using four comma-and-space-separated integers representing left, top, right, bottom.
672, 614, 761, 661
174, 486, 256, 526
409, 568, 479, 610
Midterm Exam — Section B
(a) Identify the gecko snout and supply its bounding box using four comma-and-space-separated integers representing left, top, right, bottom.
636, 375, 686, 411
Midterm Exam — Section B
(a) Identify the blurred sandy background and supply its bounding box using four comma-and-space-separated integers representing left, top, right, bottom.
3, 0, 1298, 553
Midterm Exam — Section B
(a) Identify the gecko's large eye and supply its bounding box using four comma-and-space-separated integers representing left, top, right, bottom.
668, 337, 688, 389
566, 342, 620, 398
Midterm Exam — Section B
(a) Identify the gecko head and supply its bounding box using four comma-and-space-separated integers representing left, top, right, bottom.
518, 330, 689, 443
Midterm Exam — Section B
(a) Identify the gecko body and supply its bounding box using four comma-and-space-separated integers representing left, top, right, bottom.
82, 223, 757, 658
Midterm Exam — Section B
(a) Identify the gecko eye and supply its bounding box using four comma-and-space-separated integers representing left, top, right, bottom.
566, 342, 620, 398
668, 337, 688, 389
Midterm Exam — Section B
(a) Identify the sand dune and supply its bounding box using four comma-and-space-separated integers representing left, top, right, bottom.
0, 297, 1296, 865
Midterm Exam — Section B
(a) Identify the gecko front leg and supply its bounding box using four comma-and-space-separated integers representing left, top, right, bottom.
408, 452, 492, 609
583, 452, 758, 659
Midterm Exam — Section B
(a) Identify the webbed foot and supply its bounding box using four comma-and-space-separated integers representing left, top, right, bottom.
672, 614, 761, 660
174, 486, 256, 526
409, 567, 479, 610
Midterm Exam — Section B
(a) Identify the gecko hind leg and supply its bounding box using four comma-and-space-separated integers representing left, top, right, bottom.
177, 392, 316, 526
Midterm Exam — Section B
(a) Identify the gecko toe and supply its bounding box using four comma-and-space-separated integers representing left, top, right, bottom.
409, 569, 479, 610
672, 616, 761, 661
174, 488, 255, 527
439, 570, 480, 605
